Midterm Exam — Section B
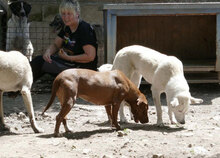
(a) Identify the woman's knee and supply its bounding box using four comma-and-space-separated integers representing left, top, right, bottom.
30, 56, 44, 67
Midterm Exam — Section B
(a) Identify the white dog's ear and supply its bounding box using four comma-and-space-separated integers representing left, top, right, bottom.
170, 98, 179, 108
190, 97, 203, 104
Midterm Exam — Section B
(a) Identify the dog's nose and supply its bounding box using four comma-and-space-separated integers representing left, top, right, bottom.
140, 117, 149, 124
135, 118, 139, 123
20, 12, 26, 17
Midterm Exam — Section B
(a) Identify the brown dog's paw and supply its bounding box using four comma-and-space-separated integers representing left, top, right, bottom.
65, 130, 73, 134
111, 125, 121, 131
54, 132, 63, 137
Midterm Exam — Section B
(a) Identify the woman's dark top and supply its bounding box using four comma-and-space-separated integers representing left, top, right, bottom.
57, 20, 98, 69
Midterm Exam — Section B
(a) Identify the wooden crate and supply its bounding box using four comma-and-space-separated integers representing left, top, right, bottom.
103, 3, 220, 83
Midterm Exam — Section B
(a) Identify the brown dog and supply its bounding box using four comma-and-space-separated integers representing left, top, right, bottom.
42, 68, 149, 137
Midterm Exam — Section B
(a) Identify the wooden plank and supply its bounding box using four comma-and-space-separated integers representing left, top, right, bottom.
216, 14, 220, 71
103, 3, 220, 10
141, 71, 220, 84
106, 11, 117, 64
183, 66, 215, 72
141, 79, 220, 84
103, 3, 220, 16
183, 60, 215, 71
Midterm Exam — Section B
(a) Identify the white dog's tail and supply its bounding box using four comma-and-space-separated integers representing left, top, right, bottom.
98, 64, 113, 72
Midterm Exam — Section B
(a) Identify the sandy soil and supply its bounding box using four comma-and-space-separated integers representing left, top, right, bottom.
0, 82, 220, 158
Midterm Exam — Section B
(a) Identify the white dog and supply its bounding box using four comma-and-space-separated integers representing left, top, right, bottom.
6, 1, 34, 61
0, 50, 43, 133
111, 45, 203, 126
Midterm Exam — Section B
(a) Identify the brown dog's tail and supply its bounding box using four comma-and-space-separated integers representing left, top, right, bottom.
42, 78, 60, 115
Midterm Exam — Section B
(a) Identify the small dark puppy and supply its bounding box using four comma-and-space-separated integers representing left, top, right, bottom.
50, 14, 64, 33
42, 69, 149, 137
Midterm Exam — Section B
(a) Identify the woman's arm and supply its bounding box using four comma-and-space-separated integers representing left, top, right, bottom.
58, 44, 96, 63
43, 36, 63, 63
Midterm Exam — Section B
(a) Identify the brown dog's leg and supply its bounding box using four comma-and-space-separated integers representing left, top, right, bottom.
54, 103, 72, 137
105, 105, 112, 126
112, 103, 121, 130
63, 116, 72, 133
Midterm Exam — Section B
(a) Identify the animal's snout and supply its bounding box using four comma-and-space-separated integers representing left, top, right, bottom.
140, 118, 149, 124
20, 12, 26, 17
139, 114, 149, 124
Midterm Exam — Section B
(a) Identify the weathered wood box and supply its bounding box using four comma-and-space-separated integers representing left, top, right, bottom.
103, 3, 220, 83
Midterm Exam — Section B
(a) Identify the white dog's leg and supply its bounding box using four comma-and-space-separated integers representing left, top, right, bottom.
128, 105, 133, 120
0, 91, 10, 131
119, 101, 128, 123
167, 98, 178, 124
128, 71, 142, 120
0, 91, 5, 127
117, 68, 134, 123
0, 91, 4, 125
151, 86, 164, 126
21, 88, 44, 133
168, 106, 176, 124
130, 71, 142, 88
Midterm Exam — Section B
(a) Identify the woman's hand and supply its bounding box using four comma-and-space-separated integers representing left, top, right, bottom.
43, 49, 52, 63
58, 49, 70, 61
43, 37, 63, 63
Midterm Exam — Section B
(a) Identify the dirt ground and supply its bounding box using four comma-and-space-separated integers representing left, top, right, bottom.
0, 82, 220, 158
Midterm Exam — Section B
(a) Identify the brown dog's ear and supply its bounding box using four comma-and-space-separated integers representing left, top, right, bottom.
137, 94, 148, 106
137, 94, 142, 105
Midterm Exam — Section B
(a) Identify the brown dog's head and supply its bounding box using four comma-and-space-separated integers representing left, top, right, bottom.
130, 93, 149, 124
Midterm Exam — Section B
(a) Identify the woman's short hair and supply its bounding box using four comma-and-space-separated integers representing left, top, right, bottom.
59, 0, 80, 16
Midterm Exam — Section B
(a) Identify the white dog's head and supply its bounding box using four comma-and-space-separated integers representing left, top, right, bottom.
170, 93, 203, 124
